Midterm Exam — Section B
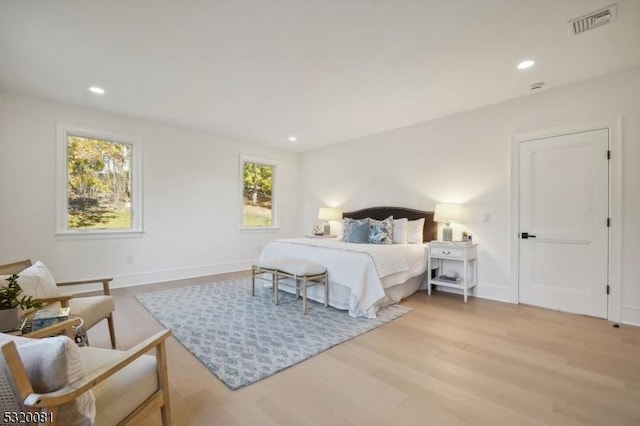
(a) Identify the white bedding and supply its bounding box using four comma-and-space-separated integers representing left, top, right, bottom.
259, 238, 428, 318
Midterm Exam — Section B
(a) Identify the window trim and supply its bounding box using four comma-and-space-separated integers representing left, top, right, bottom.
55, 124, 144, 237
239, 154, 279, 231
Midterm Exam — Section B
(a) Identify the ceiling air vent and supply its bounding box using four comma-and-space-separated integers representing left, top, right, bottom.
568, 4, 617, 35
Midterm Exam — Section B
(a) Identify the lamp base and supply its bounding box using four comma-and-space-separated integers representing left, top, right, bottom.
442, 225, 453, 242
323, 222, 330, 236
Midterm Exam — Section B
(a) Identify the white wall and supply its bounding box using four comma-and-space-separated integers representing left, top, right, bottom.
298, 66, 640, 325
0, 93, 298, 288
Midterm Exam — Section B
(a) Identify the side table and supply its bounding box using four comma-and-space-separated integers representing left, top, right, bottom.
427, 242, 478, 302
8, 316, 89, 346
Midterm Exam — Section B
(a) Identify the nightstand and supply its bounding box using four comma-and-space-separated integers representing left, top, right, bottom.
304, 234, 337, 239
427, 242, 478, 302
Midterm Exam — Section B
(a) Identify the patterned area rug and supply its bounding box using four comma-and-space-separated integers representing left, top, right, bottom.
135, 277, 411, 389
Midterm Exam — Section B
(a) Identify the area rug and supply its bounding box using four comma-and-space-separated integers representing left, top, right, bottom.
135, 277, 411, 389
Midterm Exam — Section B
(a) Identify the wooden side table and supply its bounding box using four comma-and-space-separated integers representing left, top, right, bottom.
427, 242, 478, 302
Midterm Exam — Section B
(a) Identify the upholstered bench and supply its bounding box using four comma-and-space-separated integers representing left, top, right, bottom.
252, 258, 329, 314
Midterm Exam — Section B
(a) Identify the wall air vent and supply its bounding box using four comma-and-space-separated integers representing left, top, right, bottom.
530, 82, 545, 91
568, 4, 617, 35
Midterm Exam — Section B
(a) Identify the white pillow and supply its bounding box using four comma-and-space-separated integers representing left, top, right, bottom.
1, 261, 60, 316
392, 218, 408, 244
0, 277, 41, 318
407, 218, 425, 244
0, 334, 96, 426
331, 220, 343, 238
16, 261, 60, 299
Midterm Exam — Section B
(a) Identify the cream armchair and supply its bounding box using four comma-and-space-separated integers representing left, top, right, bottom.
0, 327, 172, 425
0, 259, 117, 348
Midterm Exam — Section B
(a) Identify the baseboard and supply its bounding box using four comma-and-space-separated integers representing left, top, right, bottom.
112, 259, 255, 288
476, 283, 512, 303
621, 305, 640, 327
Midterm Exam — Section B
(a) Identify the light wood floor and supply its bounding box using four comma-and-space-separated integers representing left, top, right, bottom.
86, 271, 640, 426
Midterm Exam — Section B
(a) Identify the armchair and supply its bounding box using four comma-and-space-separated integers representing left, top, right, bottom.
0, 259, 117, 348
0, 329, 172, 425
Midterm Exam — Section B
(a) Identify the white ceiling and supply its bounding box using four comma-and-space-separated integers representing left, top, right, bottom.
1, 1, 639, 151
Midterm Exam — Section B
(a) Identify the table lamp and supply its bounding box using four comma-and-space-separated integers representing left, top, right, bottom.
318, 207, 342, 235
434, 203, 461, 242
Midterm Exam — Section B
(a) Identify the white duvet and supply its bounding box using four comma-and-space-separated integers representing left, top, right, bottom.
259, 238, 428, 318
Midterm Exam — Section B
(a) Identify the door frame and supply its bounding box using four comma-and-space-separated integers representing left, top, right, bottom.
509, 119, 623, 322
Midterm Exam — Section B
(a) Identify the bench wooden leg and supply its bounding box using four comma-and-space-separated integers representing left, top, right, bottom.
274, 272, 279, 304
324, 272, 329, 308
302, 277, 308, 314
251, 267, 256, 296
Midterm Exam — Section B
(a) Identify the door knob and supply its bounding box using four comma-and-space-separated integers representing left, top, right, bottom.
521, 232, 537, 239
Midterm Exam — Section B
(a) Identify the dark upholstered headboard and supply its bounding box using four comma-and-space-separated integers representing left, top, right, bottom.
342, 206, 436, 242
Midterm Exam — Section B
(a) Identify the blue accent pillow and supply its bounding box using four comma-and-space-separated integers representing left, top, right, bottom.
342, 218, 370, 243
369, 216, 394, 244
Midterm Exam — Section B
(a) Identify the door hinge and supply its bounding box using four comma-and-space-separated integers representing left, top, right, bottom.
607, 218, 611, 227
606, 285, 610, 295
607, 150, 611, 159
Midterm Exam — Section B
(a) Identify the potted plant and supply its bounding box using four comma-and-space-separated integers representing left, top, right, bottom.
0, 274, 43, 331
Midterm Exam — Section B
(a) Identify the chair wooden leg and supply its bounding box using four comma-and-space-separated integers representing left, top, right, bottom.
160, 398, 171, 426
156, 341, 172, 426
107, 314, 117, 349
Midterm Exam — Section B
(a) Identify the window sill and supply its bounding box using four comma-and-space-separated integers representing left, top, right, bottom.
238, 227, 281, 234
55, 230, 145, 240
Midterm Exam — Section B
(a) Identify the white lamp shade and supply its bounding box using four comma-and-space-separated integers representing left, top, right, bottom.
318, 207, 342, 221
433, 203, 461, 223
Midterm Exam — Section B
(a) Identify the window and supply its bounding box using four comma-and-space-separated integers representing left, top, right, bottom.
56, 125, 143, 235
240, 155, 277, 229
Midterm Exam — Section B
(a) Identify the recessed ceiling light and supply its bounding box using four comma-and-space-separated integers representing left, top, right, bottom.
517, 60, 535, 70
288, 136, 297, 142
89, 86, 105, 94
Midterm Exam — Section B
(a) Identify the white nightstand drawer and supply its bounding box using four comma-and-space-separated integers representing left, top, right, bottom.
430, 246, 464, 259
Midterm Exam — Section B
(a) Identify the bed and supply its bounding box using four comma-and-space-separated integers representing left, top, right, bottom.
259, 207, 437, 318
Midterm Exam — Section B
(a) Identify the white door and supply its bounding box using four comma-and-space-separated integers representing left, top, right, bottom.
519, 129, 609, 318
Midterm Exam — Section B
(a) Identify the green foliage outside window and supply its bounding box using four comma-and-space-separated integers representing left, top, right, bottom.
67, 136, 132, 229
242, 162, 273, 227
